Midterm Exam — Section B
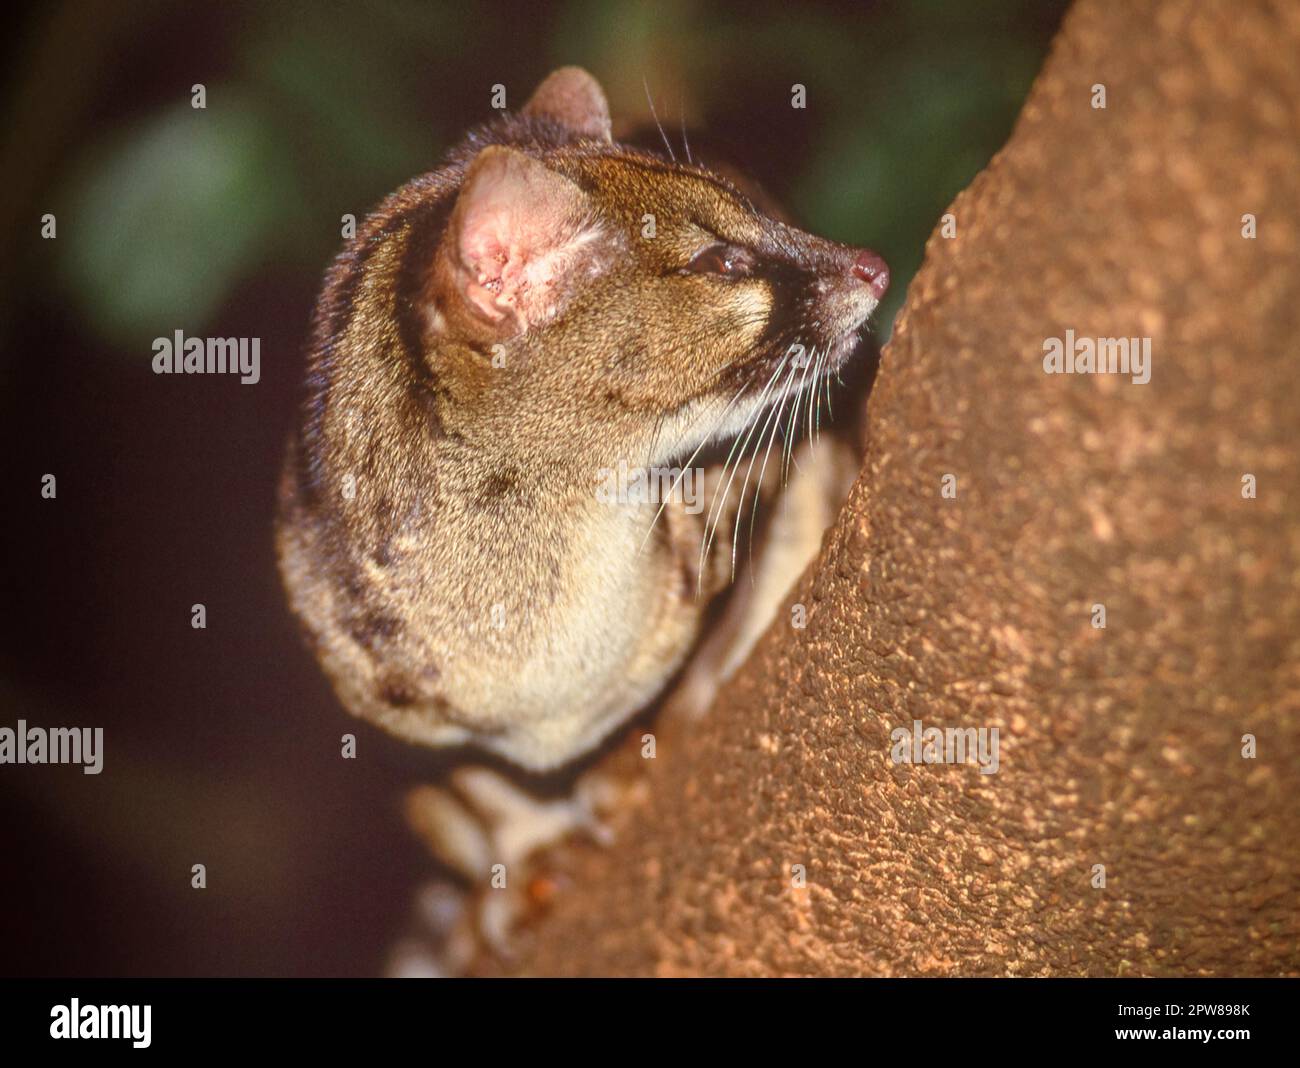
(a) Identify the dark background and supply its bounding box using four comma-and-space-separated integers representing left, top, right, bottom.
1, 0, 1068, 975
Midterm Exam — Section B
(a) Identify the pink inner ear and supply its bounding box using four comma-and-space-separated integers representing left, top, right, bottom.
452, 151, 601, 329
460, 212, 519, 323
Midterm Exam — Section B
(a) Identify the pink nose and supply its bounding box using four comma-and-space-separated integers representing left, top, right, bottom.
851, 249, 890, 299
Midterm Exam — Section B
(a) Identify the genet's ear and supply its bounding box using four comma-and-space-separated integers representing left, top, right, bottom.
439, 146, 608, 335
522, 66, 612, 143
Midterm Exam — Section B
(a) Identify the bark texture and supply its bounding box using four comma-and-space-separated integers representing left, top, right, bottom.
513, 0, 1300, 976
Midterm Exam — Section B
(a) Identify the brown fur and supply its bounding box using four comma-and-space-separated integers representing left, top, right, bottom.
276, 68, 885, 772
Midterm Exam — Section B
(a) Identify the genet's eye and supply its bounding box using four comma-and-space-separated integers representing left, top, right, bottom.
682, 243, 754, 277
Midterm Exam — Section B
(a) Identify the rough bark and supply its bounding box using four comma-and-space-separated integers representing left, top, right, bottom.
512, 0, 1300, 976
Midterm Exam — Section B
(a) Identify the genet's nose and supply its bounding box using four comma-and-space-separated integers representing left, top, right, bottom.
851, 249, 890, 299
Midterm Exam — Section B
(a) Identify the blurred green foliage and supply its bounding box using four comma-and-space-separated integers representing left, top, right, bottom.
48, 0, 1067, 346
63, 98, 296, 341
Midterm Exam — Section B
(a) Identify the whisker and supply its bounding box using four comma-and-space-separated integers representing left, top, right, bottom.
805, 347, 820, 456
814, 351, 825, 442
824, 357, 833, 424
732, 359, 799, 578
743, 360, 802, 577
699, 358, 785, 567
637, 378, 752, 555
643, 77, 676, 162
782, 343, 815, 487
699, 349, 792, 586
646, 411, 663, 470
638, 324, 808, 561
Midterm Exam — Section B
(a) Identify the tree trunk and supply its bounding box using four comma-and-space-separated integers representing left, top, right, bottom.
511, 0, 1300, 977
